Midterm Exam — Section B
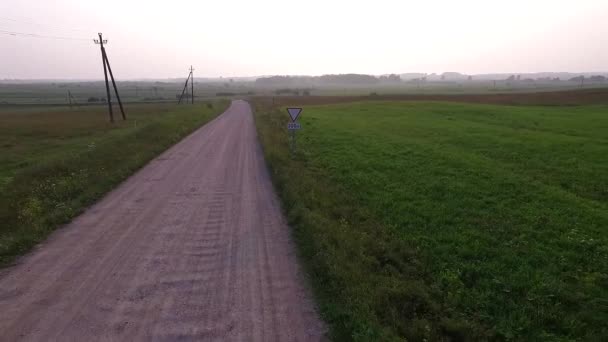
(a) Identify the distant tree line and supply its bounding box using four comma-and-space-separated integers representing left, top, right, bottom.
254, 73, 608, 87
569, 75, 606, 82
255, 73, 401, 87
506, 75, 607, 83
215, 91, 255, 97
274, 88, 311, 96
87, 97, 106, 103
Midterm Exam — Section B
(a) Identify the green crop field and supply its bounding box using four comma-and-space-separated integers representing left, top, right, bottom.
0, 102, 228, 265
254, 100, 608, 340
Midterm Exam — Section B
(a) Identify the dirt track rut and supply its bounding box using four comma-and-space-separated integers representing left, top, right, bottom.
0, 100, 325, 341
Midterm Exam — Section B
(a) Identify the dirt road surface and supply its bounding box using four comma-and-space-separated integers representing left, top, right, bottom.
0, 100, 325, 341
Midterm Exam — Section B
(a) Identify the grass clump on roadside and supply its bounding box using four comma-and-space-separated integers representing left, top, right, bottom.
0, 102, 228, 265
252, 99, 608, 341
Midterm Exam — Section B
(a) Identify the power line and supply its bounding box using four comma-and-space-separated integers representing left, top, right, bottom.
0, 17, 91, 33
0, 29, 89, 41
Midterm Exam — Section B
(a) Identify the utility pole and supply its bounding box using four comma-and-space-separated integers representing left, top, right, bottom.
178, 66, 194, 104
102, 47, 126, 120
66, 90, 78, 108
177, 71, 191, 104
190, 65, 194, 104
70, 90, 77, 106
67, 90, 73, 109
94, 32, 126, 122
95, 33, 113, 122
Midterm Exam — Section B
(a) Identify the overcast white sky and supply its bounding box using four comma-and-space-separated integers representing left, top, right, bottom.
1, 0, 607, 79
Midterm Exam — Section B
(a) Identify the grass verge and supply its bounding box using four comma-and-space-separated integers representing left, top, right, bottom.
0, 101, 228, 265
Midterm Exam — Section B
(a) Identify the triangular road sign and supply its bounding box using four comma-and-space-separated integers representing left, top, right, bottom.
287, 108, 302, 122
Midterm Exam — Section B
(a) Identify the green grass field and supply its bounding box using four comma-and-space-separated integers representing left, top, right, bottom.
0, 102, 227, 265
254, 100, 608, 340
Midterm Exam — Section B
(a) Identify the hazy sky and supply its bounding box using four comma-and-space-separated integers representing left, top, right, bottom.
1, 0, 607, 79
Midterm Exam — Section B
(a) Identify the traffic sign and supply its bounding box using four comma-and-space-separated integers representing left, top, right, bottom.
286, 108, 302, 154
287, 108, 302, 122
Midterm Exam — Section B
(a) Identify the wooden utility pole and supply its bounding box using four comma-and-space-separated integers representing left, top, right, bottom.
67, 90, 73, 109
95, 33, 113, 122
190, 65, 194, 104
102, 47, 126, 120
178, 72, 191, 104
178, 66, 194, 104
66, 90, 78, 109
94, 32, 126, 122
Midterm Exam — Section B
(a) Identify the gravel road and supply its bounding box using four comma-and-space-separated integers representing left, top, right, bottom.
0, 100, 325, 341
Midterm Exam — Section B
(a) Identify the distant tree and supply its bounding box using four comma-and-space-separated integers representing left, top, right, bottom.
318, 74, 379, 85
274, 88, 299, 95
255, 75, 298, 86
256, 74, 377, 87
379, 74, 400, 83
467, 75, 473, 81
387, 74, 401, 82
87, 97, 99, 102
569, 76, 585, 87
506, 75, 516, 81
441, 72, 466, 80
589, 75, 606, 82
